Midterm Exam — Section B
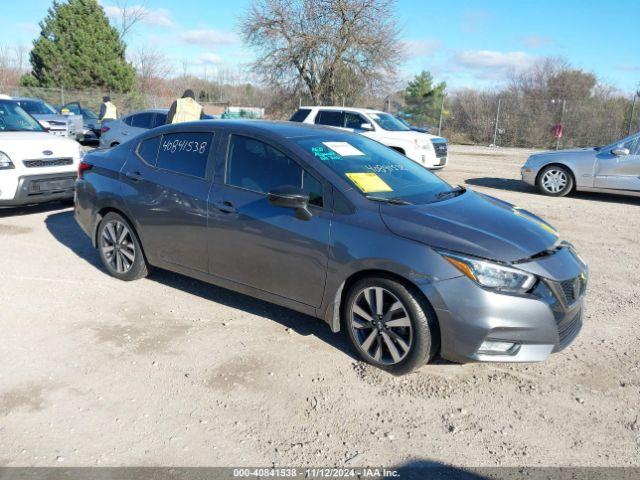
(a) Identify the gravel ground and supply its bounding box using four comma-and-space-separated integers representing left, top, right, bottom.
0, 145, 639, 469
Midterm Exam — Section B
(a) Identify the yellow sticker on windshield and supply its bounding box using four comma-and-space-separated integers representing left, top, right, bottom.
345, 172, 393, 193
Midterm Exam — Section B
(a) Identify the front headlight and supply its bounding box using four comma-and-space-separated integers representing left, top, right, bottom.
439, 251, 537, 294
0, 151, 15, 170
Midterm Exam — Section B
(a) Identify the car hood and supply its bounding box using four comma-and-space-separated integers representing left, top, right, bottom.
366, 129, 443, 145
31, 113, 70, 124
0, 131, 80, 160
533, 147, 597, 157
379, 190, 559, 263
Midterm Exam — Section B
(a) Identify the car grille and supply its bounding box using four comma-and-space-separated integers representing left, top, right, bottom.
557, 309, 582, 349
558, 275, 587, 305
23, 158, 73, 168
432, 141, 448, 158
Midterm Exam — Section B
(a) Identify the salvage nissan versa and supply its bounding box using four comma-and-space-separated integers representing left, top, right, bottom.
75, 120, 588, 374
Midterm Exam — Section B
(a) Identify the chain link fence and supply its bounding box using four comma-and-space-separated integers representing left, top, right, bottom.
4, 84, 639, 149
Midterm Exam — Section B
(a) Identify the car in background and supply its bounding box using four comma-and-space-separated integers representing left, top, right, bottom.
99, 109, 169, 148
13, 96, 82, 140
75, 120, 587, 373
99, 109, 216, 148
289, 106, 448, 169
60, 101, 102, 142
521, 131, 640, 197
0, 99, 83, 206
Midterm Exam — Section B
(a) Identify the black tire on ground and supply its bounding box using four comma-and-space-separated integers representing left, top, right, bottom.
536, 164, 574, 197
97, 212, 150, 281
342, 275, 439, 375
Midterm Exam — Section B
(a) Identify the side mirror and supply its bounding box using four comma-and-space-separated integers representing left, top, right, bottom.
38, 120, 51, 131
612, 147, 630, 156
268, 186, 312, 220
360, 122, 373, 131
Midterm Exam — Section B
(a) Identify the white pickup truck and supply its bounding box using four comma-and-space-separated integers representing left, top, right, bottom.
289, 106, 448, 169
0, 99, 82, 206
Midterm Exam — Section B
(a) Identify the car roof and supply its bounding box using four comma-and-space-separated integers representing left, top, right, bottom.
125, 109, 169, 115
12, 96, 45, 102
155, 119, 351, 139
300, 105, 386, 115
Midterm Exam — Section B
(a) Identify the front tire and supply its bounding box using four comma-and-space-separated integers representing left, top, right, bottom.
97, 212, 149, 281
537, 165, 574, 197
343, 276, 439, 375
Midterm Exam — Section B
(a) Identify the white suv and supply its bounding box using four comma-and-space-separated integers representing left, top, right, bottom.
290, 106, 448, 169
0, 99, 83, 206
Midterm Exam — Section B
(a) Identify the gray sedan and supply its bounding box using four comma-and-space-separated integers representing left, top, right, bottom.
75, 120, 587, 374
522, 131, 640, 197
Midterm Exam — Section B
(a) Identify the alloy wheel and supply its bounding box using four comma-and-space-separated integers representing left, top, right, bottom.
541, 169, 568, 193
349, 286, 413, 365
100, 220, 136, 274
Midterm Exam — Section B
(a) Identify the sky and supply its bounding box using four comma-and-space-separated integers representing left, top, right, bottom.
4, 0, 640, 93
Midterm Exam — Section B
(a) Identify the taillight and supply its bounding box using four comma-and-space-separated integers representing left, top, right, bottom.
78, 161, 92, 179
100, 125, 110, 134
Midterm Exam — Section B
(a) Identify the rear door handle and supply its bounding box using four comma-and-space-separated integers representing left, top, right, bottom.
214, 200, 236, 214
125, 170, 142, 182
122, 131, 129, 136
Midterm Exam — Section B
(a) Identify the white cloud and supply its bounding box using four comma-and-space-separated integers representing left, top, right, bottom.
102, 4, 174, 28
403, 39, 442, 58
179, 29, 240, 47
195, 52, 224, 65
454, 50, 538, 78
521, 35, 553, 49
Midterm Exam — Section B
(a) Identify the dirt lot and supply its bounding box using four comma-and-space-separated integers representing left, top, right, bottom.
1, 145, 639, 469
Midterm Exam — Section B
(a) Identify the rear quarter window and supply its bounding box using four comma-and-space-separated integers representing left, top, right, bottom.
137, 136, 161, 166
289, 108, 311, 122
157, 132, 213, 178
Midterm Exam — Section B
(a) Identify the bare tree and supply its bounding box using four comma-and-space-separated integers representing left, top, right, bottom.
0, 43, 29, 91
240, 0, 402, 105
111, 0, 149, 40
131, 46, 171, 93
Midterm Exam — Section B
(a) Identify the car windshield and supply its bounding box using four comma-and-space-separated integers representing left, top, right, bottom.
18, 100, 58, 115
294, 133, 452, 204
0, 100, 45, 132
82, 109, 99, 119
369, 112, 411, 131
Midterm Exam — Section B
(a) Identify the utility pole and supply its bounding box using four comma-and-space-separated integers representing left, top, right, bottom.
492, 98, 501, 146
628, 92, 638, 136
556, 99, 566, 150
438, 97, 445, 136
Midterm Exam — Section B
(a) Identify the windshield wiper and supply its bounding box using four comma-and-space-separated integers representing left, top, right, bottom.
434, 186, 466, 200
365, 195, 413, 205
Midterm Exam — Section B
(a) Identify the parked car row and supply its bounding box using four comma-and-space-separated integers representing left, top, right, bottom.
0, 98, 82, 206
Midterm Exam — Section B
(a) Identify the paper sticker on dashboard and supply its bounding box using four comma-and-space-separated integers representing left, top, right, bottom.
345, 172, 393, 193
323, 141, 365, 156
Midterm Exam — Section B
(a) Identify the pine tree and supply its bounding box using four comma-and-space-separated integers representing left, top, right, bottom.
404, 71, 447, 127
25, 0, 135, 92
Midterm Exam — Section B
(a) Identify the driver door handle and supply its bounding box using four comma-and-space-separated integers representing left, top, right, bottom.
214, 200, 236, 214
124, 170, 142, 182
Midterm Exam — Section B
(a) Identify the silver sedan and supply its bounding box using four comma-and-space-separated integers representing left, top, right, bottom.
521, 131, 640, 197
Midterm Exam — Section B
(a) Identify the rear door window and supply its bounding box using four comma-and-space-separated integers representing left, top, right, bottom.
156, 132, 213, 178
315, 110, 343, 127
289, 108, 311, 122
130, 112, 155, 129
137, 136, 161, 166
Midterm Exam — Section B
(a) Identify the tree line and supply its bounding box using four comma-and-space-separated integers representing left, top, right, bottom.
1, 0, 637, 148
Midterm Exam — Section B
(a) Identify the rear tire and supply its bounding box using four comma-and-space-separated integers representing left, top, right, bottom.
343, 276, 439, 375
537, 165, 574, 197
97, 212, 149, 281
